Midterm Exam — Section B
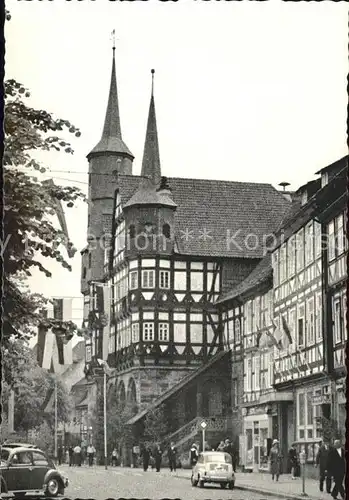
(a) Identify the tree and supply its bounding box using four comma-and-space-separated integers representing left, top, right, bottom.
143, 404, 169, 446
2, 339, 73, 435
3, 77, 85, 350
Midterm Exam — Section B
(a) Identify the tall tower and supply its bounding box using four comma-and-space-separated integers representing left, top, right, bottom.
84, 46, 134, 284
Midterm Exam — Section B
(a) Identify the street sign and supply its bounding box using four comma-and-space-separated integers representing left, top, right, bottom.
200, 421, 207, 430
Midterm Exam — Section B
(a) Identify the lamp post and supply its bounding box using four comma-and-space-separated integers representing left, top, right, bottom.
97, 359, 110, 470
200, 421, 207, 453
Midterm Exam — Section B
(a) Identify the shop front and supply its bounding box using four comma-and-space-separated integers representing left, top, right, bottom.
242, 405, 277, 472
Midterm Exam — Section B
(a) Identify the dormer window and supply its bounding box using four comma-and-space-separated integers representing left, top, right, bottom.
129, 225, 136, 239
162, 223, 171, 239
321, 172, 328, 188
301, 190, 308, 206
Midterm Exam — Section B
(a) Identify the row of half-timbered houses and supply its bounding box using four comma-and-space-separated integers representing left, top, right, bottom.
80, 49, 347, 468
217, 155, 347, 477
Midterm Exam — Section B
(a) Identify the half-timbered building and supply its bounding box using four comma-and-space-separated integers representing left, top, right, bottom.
314, 158, 347, 437
218, 254, 290, 472
80, 52, 291, 463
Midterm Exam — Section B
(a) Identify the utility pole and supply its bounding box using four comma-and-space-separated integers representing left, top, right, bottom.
54, 378, 58, 463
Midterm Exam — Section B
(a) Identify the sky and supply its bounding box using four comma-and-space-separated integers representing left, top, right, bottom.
5, 1, 348, 317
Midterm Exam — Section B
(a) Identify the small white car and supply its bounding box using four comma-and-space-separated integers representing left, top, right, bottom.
191, 451, 235, 489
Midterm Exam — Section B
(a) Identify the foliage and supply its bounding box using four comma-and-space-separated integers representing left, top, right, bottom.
2, 339, 73, 433
3, 78, 85, 348
143, 404, 169, 446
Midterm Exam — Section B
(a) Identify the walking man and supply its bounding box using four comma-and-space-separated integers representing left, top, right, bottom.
68, 445, 74, 467
141, 445, 151, 472
315, 441, 331, 493
190, 443, 198, 467
74, 444, 82, 467
111, 448, 118, 467
57, 446, 63, 466
327, 440, 345, 500
269, 439, 281, 481
168, 442, 177, 472
87, 444, 96, 467
288, 443, 299, 480
154, 443, 163, 472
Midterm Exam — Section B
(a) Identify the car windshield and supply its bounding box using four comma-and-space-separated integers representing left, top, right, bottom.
1, 449, 10, 463
205, 453, 232, 464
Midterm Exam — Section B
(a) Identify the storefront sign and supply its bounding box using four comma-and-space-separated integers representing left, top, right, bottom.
312, 394, 331, 405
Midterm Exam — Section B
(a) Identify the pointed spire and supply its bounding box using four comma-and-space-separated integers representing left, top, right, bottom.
88, 44, 133, 159
141, 69, 161, 186
101, 47, 122, 140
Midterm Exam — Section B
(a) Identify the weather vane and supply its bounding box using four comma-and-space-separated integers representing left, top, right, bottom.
111, 29, 116, 51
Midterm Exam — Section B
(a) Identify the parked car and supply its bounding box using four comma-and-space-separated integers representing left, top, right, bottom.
0, 445, 68, 497
191, 451, 235, 489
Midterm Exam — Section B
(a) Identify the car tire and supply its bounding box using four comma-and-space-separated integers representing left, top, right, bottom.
45, 478, 60, 497
13, 494, 24, 499
191, 474, 198, 487
198, 476, 205, 488
220, 483, 227, 489
229, 480, 235, 490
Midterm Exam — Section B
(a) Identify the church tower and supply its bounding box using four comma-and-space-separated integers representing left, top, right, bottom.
84, 46, 134, 284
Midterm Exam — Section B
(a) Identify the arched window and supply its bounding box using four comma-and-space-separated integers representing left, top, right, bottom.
118, 381, 126, 411
88, 253, 92, 268
234, 318, 241, 343
162, 223, 171, 239
129, 225, 136, 239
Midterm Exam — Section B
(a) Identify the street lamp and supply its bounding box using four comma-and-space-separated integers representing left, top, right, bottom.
97, 359, 111, 470
200, 421, 207, 453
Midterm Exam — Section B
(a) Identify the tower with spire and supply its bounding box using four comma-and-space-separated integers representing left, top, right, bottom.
84, 46, 134, 283
123, 70, 177, 259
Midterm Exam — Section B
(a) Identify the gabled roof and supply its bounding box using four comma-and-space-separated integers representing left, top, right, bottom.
216, 253, 272, 304
116, 174, 291, 259
126, 349, 229, 425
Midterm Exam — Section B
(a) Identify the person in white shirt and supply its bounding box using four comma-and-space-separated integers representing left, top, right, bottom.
73, 445, 82, 467
87, 444, 96, 467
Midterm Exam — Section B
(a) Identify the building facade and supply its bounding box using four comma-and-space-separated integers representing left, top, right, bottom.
80, 52, 291, 462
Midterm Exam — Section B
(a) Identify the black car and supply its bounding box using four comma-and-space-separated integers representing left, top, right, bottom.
0, 445, 68, 497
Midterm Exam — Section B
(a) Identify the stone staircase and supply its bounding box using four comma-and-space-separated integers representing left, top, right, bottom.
162, 416, 229, 467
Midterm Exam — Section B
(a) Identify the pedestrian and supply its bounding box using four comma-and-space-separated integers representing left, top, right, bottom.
111, 448, 118, 467
327, 439, 345, 500
74, 444, 82, 467
288, 443, 299, 480
189, 443, 199, 466
168, 442, 177, 472
154, 443, 163, 472
57, 446, 63, 466
216, 440, 225, 451
315, 441, 331, 493
87, 444, 96, 467
68, 445, 74, 467
141, 445, 151, 472
269, 439, 281, 481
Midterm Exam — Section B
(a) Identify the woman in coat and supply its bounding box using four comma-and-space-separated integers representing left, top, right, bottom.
269, 439, 281, 481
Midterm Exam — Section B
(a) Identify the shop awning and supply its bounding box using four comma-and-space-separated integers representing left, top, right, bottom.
259, 392, 293, 404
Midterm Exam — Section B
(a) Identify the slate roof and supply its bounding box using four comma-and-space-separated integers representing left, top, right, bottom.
115, 174, 291, 258
216, 253, 272, 304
